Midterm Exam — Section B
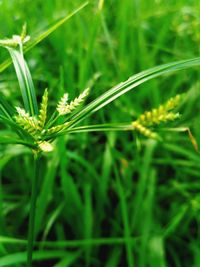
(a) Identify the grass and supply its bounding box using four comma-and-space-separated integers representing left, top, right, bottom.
0, 0, 200, 266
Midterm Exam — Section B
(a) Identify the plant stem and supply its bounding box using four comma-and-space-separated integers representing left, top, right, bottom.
27, 153, 40, 267
0, 171, 6, 234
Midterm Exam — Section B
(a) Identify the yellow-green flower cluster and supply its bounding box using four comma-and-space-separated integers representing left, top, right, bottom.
14, 87, 90, 152
38, 88, 48, 129
46, 122, 69, 135
0, 24, 30, 48
57, 88, 89, 115
132, 94, 183, 139
15, 107, 39, 135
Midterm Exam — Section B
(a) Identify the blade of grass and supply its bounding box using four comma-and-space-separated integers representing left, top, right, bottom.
0, 250, 80, 267
0, 2, 89, 73
105, 247, 122, 267
27, 154, 40, 267
34, 153, 59, 238
0, 236, 136, 247
7, 48, 38, 116
58, 137, 83, 212
148, 236, 166, 267
138, 169, 156, 267
0, 94, 14, 120
0, 134, 35, 148
83, 184, 93, 266
45, 123, 133, 140
67, 57, 200, 127
114, 165, 134, 267
78, 1, 103, 88
131, 140, 157, 229
67, 123, 133, 133
41, 203, 64, 244
0, 115, 34, 141
162, 205, 188, 238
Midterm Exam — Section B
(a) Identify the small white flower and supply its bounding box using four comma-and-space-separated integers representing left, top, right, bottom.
57, 93, 69, 115
16, 107, 28, 117
38, 141, 54, 152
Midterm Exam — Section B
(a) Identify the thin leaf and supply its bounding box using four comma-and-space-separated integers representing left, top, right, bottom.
0, 250, 80, 267
0, 115, 34, 141
0, 136, 35, 148
44, 123, 133, 139
0, 2, 89, 73
0, 94, 14, 120
68, 57, 200, 128
0, 235, 135, 247
7, 48, 38, 116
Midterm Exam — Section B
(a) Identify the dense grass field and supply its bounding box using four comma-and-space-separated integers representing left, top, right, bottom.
0, 0, 200, 266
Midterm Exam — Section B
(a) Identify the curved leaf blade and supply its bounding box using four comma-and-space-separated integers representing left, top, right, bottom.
0, 94, 14, 120
8, 48, 38, 116
68, 57, 200, 127
0, 2, 89, 73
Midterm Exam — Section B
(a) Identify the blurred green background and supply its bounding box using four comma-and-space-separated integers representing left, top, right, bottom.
0, 0, 200, 266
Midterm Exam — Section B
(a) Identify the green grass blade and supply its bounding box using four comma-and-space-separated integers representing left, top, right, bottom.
0, 235, 136, 247
45, 123, 133, 140
68, 57, 200, 127
83, 184, 93, 266
34, 153, 59, 237
148, 236, 166, 267
26, 2, 89, 53
8, 48, 38, 116
0, 250, 80, 267
0, 135, 35, 148
67, 123, 133, 133
114, 168, 134, 267
0, 94, 14, 120
163, 205, 188, 238
0, 2, 89, 73
138, 169, 156, 267
0, 115, 34, 141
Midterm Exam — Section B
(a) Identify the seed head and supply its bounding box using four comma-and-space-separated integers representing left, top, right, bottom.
57, 88, 90, 116
38, 89, 48, 129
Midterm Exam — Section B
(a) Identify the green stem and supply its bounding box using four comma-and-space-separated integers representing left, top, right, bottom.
27, 154, 40, 267
0, 171, 6, 234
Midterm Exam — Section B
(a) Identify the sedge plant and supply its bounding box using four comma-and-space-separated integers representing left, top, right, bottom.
0, 24, 200, 267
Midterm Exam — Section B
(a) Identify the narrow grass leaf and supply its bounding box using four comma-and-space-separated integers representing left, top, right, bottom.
149, 236, 166, 267
68, 57, 200, 127
35, 153, 59, 237
0, 235, 136, 248
163, 205, 188, 238
138, 169, 156, 267
0, 2, 89, 73
0, 94, 14, 120
7, 48, 38, 116
0, 250, 80, 266
45, 123, 133, 139
114, 167, 134, 267
0, 115, 34, 141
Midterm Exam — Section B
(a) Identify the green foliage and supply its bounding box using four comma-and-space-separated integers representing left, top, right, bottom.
0, 1, 200, 267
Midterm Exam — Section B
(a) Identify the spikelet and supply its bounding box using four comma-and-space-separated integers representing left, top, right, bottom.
138, 110, 180, 126
132, 94, 183, 139
38, 89, 48, 129
37, 141, 54, 152
15, 107, 39, 135
47, 122, 70, 135
137, 94, 182, 126
0, 37, 19, 48
20, 23, 27, 41
132, 121, 158, 139
0, 24, 30, 48
57, 88, 90, 116
56, 93, 69, 115
163, 94, 182, 111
